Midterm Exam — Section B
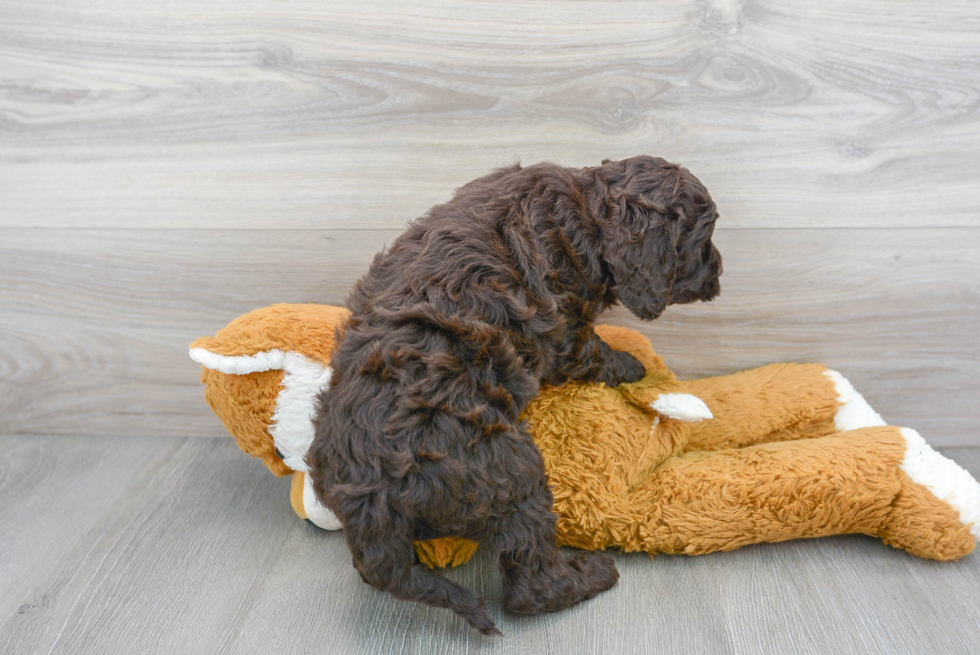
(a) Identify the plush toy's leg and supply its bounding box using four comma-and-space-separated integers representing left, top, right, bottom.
612, 426, 978, 560
487, 477, 620, 615
683, 364, 884, 452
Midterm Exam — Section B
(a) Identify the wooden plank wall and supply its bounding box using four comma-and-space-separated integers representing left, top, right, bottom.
1, 0, 978, 444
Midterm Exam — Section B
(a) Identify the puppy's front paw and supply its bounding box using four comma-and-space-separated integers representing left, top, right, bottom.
603, 349, 646, 386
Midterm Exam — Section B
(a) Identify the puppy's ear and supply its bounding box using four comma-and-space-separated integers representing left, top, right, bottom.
603, 196, 677, 320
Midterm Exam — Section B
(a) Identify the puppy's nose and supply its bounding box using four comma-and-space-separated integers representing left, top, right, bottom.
703, 278, 721, 300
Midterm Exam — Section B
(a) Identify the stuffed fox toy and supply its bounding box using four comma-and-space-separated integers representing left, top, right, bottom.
190, 304, 980, 567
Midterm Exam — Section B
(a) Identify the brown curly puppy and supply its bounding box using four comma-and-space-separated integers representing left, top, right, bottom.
308, 156, 722, 635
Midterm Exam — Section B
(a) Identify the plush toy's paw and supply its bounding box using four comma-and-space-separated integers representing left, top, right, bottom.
880, 428, 980, 560
824, 370, 886, 431
650, 393, 713, 422
290, 472, 343, 530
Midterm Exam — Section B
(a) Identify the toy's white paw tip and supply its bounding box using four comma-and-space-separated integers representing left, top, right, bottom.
824, 369, 886, 431
650, 393, 713, 422
303, 472, 343, 530
900, 427, 980, 539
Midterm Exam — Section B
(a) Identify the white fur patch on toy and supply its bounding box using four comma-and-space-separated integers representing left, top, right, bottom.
900, 427, 980, 539
650, 393, 713, 422
824, 370, 886, 431
271, 352, 332, 472
189, 348, 332, 472
303, 471, 343, 530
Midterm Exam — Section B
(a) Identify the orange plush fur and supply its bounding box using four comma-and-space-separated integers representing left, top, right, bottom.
191, 305, 979, 568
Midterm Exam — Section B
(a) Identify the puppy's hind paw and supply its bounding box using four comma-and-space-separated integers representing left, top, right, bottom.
567, 550, 620, 599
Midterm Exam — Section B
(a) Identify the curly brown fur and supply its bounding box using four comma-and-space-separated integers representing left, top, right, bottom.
308, 156, 722, 635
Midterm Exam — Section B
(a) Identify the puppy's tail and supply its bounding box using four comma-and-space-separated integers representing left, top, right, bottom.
310, 370, 499, 634
337, 487, 502, 636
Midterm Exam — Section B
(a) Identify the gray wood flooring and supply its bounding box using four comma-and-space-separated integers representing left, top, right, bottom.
3, 433, 980, 655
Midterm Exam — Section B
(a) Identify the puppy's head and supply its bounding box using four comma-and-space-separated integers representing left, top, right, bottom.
596, 156, 722, 320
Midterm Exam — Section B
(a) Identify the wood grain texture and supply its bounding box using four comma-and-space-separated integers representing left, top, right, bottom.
2, 434, 980, 654
2, 227, 977, 444
1, 0, 978, 229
